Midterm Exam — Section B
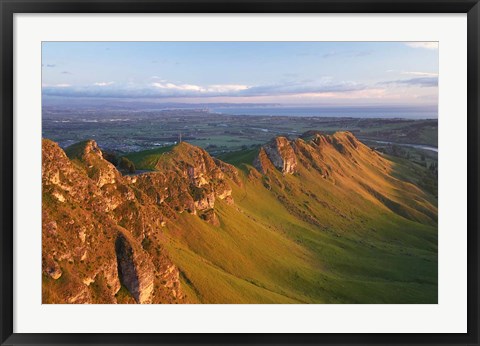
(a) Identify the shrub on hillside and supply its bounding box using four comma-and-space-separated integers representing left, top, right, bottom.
119, 157, 136, 174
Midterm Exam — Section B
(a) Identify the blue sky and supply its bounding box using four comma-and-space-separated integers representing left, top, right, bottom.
42, 42, 438, 107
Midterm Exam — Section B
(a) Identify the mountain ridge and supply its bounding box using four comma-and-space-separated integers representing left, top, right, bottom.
42, 131, 438, 304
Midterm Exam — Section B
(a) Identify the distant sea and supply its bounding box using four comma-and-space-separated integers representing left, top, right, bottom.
210, 106, 437, 119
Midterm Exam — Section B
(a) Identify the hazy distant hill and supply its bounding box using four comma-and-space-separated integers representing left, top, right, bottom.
42, 131, 437, 304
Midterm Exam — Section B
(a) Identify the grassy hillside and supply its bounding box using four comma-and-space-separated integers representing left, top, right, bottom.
160, 167, 436, 303
43, 133, 437, 304
123, 145, 175, 170
127, 137, 437, 303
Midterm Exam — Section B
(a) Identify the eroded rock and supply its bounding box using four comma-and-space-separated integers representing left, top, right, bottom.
254, 137, 298, 174
115, 233, 154, 304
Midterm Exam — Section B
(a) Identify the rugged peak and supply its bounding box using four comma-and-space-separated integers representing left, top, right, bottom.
157, 142, 217, 176
42, 138, 68, 160
84, 139, 103, 155
253, 147, 276, 174
42, 138, 187, 304
300, 130, 325, 140
125, 141, 237, 224
42, 139, 75, 187
171, 141, 211, 159
65, 139, 119, 187
253, 131, 375, 178
311, 133, 330, 146
168, 141, 202, 160
65, 139, 104, 161
307, 131, 361, 154
254, 136, 298, 175
334, 130, 355, 137
174, 140, 197, 151
332, 131, 359, 147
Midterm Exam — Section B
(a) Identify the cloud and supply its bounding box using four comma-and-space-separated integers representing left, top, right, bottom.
93, 81, 115, 86
240, 81, 365, 96
42, 83, 71, 87
380, 76, 438, 87
401, 71, 438, 77
151, 82, 203, 92
42, 79, 368, 99
151, 82, 249, 93
405, 42, 438, 50
290, 88, 387, 100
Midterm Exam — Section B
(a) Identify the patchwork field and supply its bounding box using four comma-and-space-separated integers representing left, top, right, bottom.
42, 108, 437, 154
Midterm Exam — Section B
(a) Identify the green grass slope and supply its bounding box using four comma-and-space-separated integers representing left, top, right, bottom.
162, 172, 436, 303
123, 145, 175, 170
135, 139, 438, 303
71, 136, 437, 304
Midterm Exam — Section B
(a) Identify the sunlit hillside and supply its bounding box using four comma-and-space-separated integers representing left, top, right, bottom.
42, 132, 437, 304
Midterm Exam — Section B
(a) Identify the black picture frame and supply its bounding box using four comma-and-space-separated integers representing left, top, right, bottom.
1, 0, 479, 345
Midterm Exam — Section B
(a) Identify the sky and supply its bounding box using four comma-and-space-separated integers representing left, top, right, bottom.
42, 42, 438, 108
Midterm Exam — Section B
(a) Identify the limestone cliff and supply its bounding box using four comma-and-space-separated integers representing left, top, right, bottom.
254, 136, 298, 175
42, 138, 242, 303
132, 142, 239, 223
43, 140, 191, 304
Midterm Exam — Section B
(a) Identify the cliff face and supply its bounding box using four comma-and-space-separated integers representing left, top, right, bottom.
131, 142, 239, 222
254, 131, 386, 178
114, 232, 154, 304
43, 139, 121, 304
42, 141, 188, 303
254, 137, 298, 175
253, 131, 436, 226
42, 138, 242, 303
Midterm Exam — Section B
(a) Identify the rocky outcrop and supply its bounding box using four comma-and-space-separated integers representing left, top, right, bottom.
65, 140, 119, 188
253, 132, 387, 178
253, 147, 276, 175
42, 139, 188, 304
152, 248, 184, 303
115, 233, 154, 304
261, 137, 298, 174
213, 158, 243, 186
199, 208, 220, 227
253, 136, 298, 175
132, 142, 237, 223
42, 138, 244, 303
44, 256, 63, 280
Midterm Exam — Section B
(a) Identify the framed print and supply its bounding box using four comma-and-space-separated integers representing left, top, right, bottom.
1, 0, 479, 345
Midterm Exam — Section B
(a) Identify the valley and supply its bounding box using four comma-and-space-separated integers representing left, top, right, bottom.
42, 108, 437, 154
